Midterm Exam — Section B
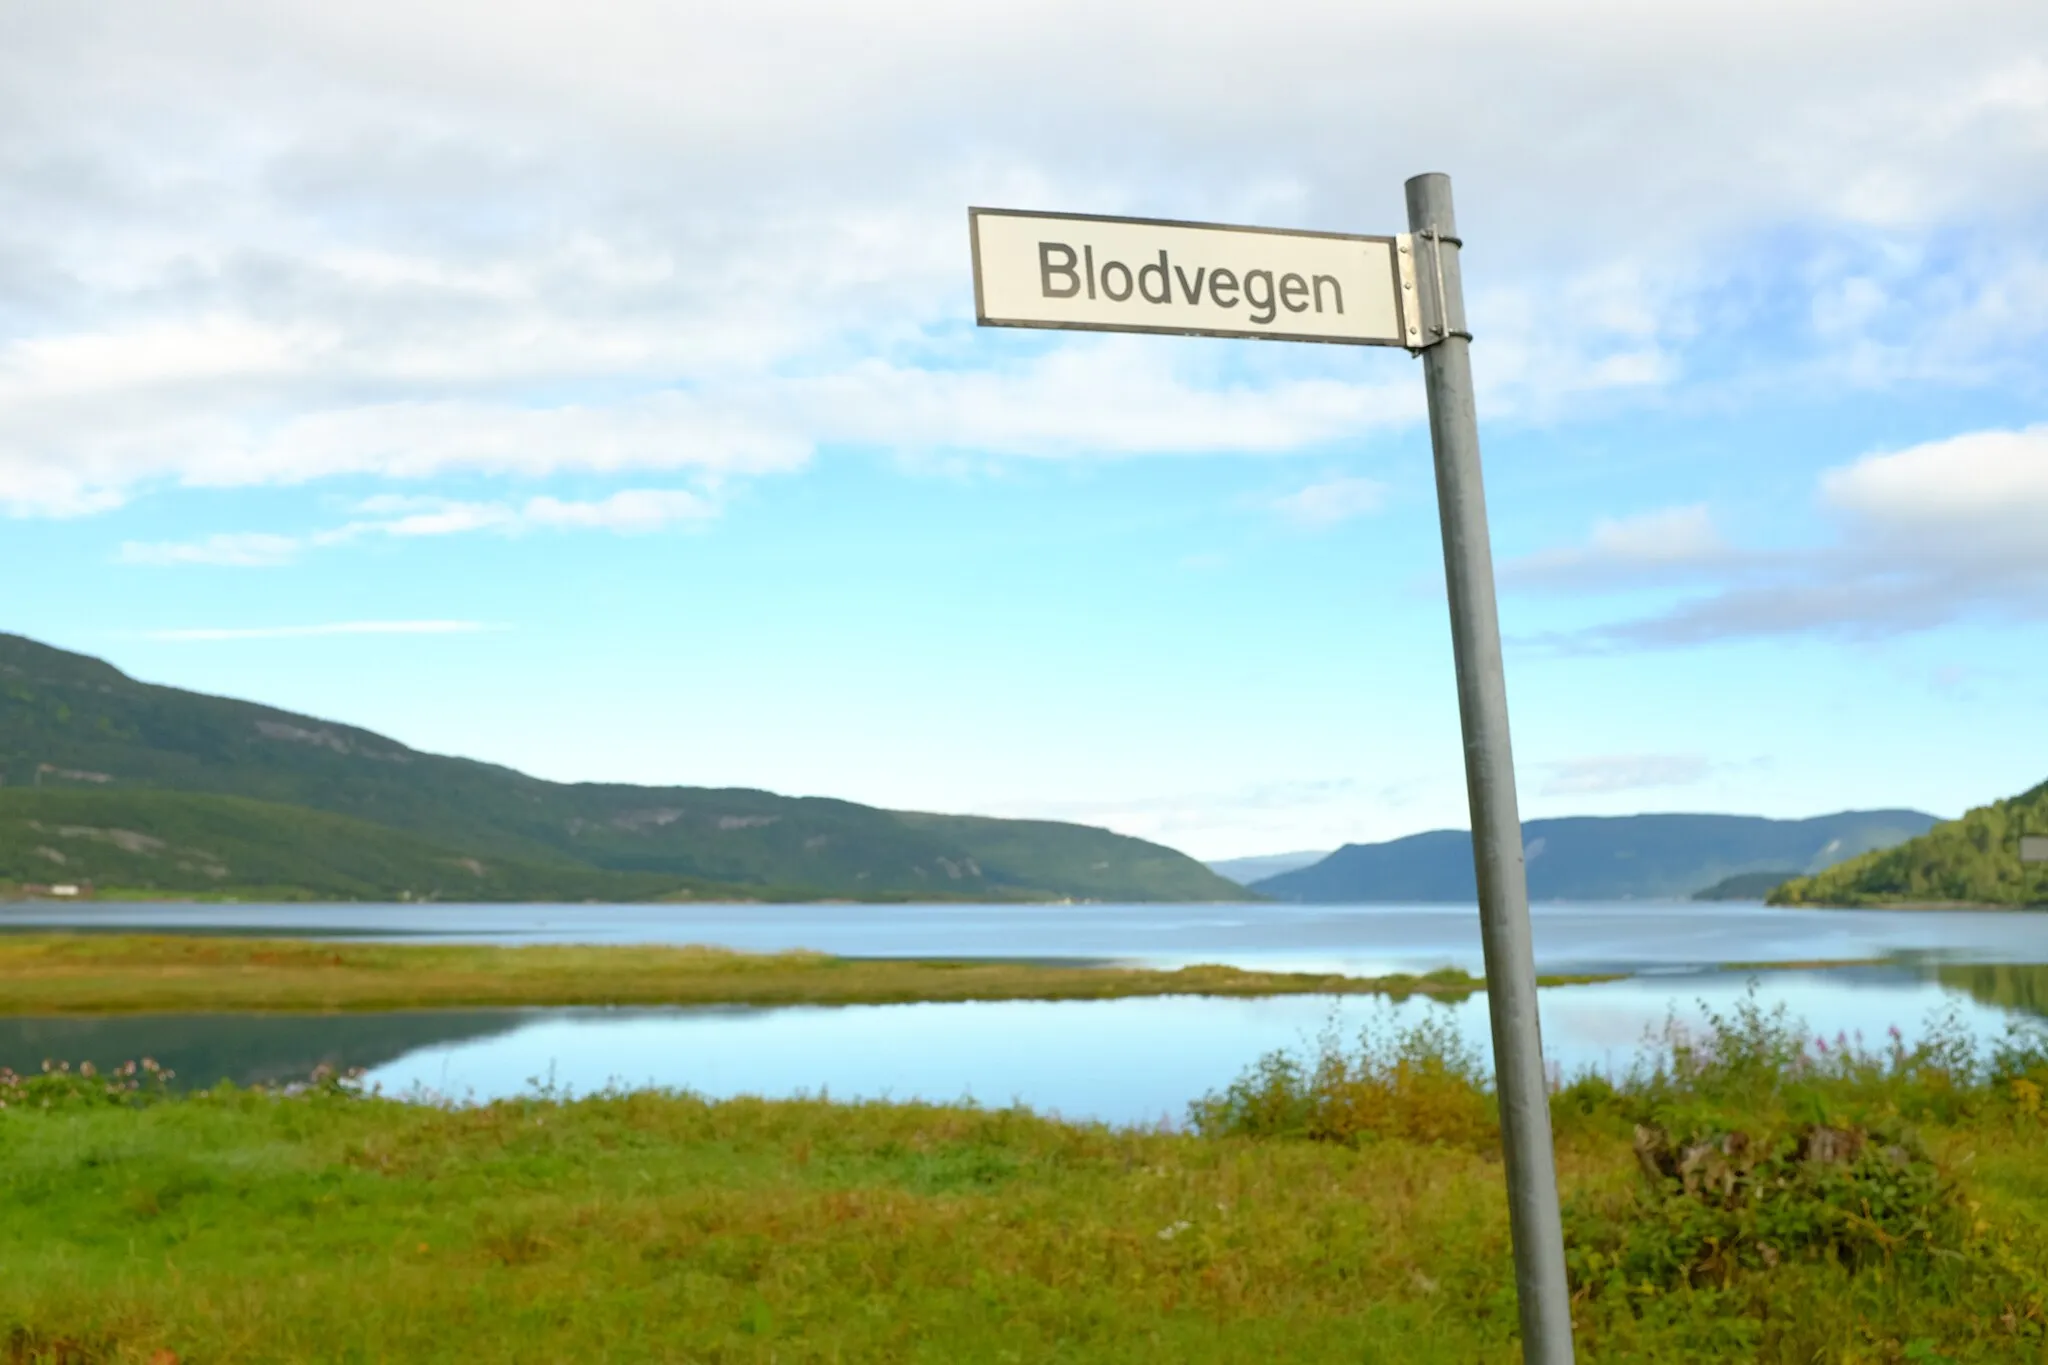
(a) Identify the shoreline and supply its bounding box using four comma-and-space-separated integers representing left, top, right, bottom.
1770, 898, 2045, 912
0, 934, 1622, 1015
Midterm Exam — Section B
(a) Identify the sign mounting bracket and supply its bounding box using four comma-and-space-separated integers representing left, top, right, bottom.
1400, 226, 1473, 353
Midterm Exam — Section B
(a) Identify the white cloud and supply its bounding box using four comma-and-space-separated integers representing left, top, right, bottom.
118, 532, 305, 567
1540, 754, 1712, 797
1523, 425, 2048, 647
801, 344, 1423, 459
118, 487, 721, 567
6, 394, 806, 516
0, 340, 1432, 516
519, 489, 715, 532
356, 489, 717, 539
368, 502, 517, 538
1819, 425, 2048, 559
1505, 505, 1736, 591
1270, 476, 1389, 528
143, 620, 496, 641
0, 2, 2043, 520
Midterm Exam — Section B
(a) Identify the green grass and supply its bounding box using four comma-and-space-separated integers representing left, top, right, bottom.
0, 934, 1620, 1014
2, 995, 2044, 1363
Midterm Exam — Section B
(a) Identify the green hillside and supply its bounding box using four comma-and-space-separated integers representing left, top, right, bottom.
1255, 811, 1937, 903
0, 789, 747, 902
1691, 869, 1801, 901
893, 811, 1237, 903
1770, 779, 2048, 909
0, 634, 1242, 903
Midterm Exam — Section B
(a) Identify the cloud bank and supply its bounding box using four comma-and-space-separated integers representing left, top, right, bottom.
2, 1, 2042, 521
1516, 425, 2048, 647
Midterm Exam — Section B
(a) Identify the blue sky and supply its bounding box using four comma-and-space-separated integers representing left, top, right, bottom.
3, 1, 2045, 859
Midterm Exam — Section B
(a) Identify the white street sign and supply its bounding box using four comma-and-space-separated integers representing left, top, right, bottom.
968, 178, 1580, 1362
969, 208, 1413, 347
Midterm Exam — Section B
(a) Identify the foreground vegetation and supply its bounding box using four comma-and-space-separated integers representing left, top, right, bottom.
3, 996, 2044, 1362
0, 934, 1587, 1014
1774, 777, 2048, 908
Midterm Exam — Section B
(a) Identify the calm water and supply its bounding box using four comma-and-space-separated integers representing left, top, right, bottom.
6, 899, 2045, 975
5, 966, 2041, 1129
7, 900, 2041, 1127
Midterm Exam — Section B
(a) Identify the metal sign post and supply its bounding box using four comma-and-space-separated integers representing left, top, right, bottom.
969, 172, 1575, 1364
1403, 173, 1575, 1364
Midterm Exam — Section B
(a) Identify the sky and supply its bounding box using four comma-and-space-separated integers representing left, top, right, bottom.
3, 0, 2045, 861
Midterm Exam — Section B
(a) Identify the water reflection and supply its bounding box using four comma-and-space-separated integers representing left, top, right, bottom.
0, 1011, 528, 1088
1934, 963, 2048, 1020
356, 969, 2041, 1126
7, 966, 2034, 1127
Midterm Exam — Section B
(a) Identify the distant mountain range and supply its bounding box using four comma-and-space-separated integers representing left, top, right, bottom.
1773, 778, 2048, 908
0, 633, 1243, 904
1250, 811, 1940, 903
1204, 850, 1330, 887
1691, 869, 1801, 901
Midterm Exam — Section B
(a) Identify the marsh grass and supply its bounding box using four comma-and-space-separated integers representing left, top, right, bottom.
1189, 988, 2048, 1361
1, 992, 2043, 1363
0, 933, 1614, 1013
1185, 1009, 1498, 1150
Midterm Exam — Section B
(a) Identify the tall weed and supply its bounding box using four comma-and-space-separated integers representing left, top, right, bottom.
0, 1059, 174, 1111
1191, 985, 2048, 1344
1187, 1008, 1496, 1149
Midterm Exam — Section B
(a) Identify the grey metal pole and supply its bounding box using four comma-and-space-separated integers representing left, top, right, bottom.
1404, 172, 1575, 1364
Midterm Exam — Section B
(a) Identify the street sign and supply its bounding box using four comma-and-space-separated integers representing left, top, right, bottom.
969, 177, 1576, 1365
969, 209, 1413, 347
2022, 835, 2048, 864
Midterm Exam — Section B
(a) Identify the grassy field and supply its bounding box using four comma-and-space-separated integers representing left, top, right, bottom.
0, 934, 1626, 1014
3, 997, 2045, 1363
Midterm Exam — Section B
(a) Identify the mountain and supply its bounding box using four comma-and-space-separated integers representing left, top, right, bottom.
1691, 870, 1801, 901
0, 789, 739, 902
1205, 850, 1331, 886
0, 633, 1242, 903
1251, 811, 1940, 903
1770, 779, 2048, 909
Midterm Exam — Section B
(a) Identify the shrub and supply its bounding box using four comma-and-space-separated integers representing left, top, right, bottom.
0, 1058, 174, 1111
1187, 1009, 1497, 1150
0, 1058, 367, 1115
1567, 1117, 1969, 1296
